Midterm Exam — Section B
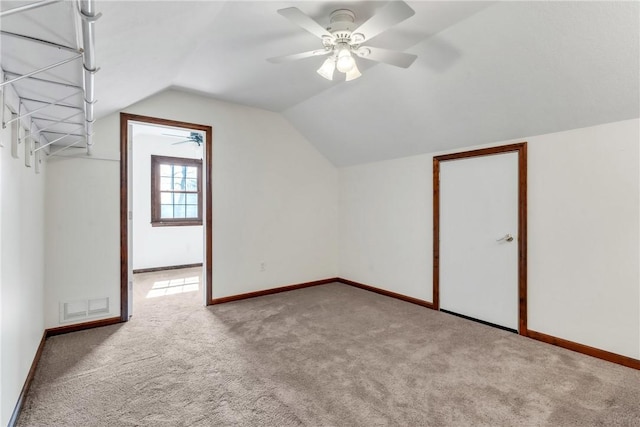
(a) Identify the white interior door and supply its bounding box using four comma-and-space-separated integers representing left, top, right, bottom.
439, 152, 519, 330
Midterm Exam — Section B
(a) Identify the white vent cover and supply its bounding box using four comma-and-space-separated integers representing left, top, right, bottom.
59, 297, 110, 323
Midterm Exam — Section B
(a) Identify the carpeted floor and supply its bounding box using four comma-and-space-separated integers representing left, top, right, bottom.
17, 267, 640, 426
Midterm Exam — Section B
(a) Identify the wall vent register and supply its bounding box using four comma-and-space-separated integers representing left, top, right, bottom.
59, 297, 109, 323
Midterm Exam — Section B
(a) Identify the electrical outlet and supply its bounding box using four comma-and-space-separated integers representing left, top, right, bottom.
260, 262, 266, 272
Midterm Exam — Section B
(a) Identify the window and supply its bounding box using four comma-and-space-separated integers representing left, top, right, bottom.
151, 155, 202, 226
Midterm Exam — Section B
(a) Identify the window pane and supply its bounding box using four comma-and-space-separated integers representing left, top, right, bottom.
186, 205, 199, 218
185, 178, 198, 191
173, 177, 186, 191
173, 192, 185, 205
160, 192, 172, 204
173, 166, 186, 180
186, 194, 197, 205
160, 177, 172, 191
161, 205, 174, 218
174, 204, 186, 218
160, 164, 172, 177
186, 166, 198, 178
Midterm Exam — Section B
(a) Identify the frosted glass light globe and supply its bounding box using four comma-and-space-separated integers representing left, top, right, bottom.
336, 50, 355, 73
317, 57, 336, 80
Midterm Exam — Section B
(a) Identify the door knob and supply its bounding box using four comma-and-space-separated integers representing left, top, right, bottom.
497, 233, 514, 242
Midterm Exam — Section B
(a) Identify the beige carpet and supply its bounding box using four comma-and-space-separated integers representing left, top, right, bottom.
17, 267, 640, 426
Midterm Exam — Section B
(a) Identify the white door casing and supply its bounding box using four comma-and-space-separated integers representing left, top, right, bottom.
439, 151, 519, 330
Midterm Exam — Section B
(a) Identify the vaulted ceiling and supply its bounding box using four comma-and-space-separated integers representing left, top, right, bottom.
1, 1, 638, 166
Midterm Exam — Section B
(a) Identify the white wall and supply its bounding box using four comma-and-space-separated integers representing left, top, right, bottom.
0, 89, 46, 426
45, 155, 121, 327
40, 88, 638, 361
132, 133, 203, 270
527, 119, 639, 359
340, 154, 433, 301
44, 88, 339, 327
339, 119, 640, 359
1, 108, 3, 426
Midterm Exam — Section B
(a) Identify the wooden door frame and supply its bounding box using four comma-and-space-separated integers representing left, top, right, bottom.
432, 142, 527, 335
120, 113, 213, 321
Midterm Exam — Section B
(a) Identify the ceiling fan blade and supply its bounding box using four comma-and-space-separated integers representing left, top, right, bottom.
162, 133, 189, 138
351, 1, 415, 44
277, 7, 333, 40
355, 46, 417, 68
267, 49, 330, 64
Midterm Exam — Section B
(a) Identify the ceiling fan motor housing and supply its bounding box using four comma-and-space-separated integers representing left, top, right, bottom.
327, 9, 356, 41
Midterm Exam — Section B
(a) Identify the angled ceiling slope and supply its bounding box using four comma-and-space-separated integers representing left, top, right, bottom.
284, 1, 640, 166
173, 1, 492, 112
96, 1, 639, 167
88, 1, 491, 118
4, 2, 636, 167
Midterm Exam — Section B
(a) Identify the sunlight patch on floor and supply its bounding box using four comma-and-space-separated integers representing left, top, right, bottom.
146, 276, 200, 298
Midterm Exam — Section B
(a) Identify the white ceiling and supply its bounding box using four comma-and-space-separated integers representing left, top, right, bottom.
1, 1, 638, 166
284, 1, 640, 165
92, 1, 492, 114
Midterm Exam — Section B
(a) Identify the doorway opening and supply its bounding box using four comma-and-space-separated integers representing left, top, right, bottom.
120, 113, 213, 321
433, 143, 527, 335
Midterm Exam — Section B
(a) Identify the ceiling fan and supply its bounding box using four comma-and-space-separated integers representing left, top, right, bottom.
267, 1, 417, 81
162, 132, 204, 146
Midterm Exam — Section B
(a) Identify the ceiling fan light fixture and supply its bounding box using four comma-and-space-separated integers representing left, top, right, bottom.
317, 57, 336, 80
345, 63, 362, 81
351, 33, 365, 44
335, 48, 356, 73
271, 2, 417, 82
